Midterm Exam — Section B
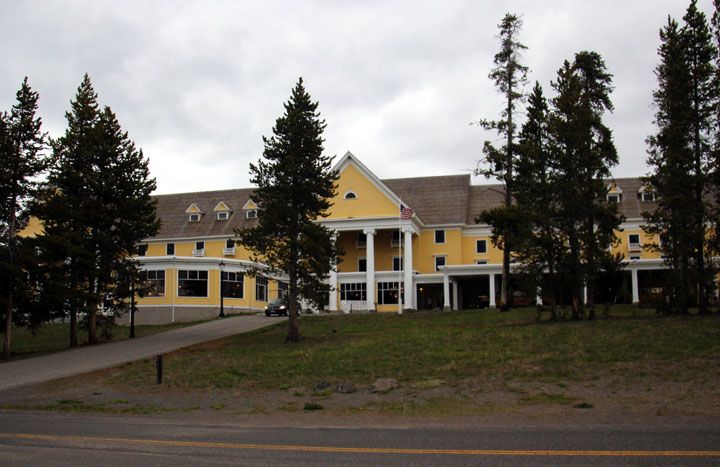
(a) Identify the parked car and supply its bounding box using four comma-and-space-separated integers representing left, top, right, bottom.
265, 298, 288, 316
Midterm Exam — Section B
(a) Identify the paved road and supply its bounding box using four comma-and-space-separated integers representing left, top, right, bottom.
0, 411, 718, 466
0, 315, 281, 391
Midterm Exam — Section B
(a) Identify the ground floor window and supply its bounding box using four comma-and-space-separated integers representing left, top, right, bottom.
143, 270, 165, 297
378, 281, 403, 305
221, 271, 244, 298
340, 282, 366, 301
278, 281, 289, 298
256, 276, 268, 302
178, 270, 208, 297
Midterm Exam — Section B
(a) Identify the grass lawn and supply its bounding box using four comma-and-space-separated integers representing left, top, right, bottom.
109, 306, 720, 392
6, 320, 208, 360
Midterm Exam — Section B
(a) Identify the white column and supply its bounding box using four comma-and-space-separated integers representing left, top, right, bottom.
364, 228, 376, 311
536, 286, 543, 306
403, 227, 414, 310
583, 286, 588, 304
452, 280, 459, 311
489, 274, 496, 308
329, 267, 338, 311
443, 271, 451, 310
631, 268, 639, 304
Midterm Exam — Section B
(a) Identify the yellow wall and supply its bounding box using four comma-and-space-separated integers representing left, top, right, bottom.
460, 235, 502, 264
328, 164, 399, 219
612, 229, 662, 260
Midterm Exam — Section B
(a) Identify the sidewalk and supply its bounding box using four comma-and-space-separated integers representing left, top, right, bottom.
0, 315, 281, 392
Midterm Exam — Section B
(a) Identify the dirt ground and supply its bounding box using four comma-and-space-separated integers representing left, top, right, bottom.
1, 361, 718, 428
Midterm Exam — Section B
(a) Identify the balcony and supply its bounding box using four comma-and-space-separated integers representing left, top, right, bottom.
192, 248, 205, 257
223, 247, 236, 256
628, 242, 642, 253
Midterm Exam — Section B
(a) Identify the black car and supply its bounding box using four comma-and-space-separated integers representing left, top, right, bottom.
265, 298, 289, 316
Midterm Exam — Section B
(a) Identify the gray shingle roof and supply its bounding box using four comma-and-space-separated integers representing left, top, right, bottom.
383, 174, 470, 225
150, 176, 653, 239
153, 188, 257, 239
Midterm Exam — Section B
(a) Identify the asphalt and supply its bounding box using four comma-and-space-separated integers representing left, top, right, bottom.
0, 315, 282, 392
0, 411, 718, 466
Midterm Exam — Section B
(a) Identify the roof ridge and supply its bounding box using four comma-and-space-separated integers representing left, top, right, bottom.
153, 187, 255, 198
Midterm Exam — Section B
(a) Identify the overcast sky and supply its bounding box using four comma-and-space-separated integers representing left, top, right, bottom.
1, 0, 716, 194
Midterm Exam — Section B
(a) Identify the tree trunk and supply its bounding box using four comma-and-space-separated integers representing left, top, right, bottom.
3, 292, 13, 359
286, 270, 299, 343
69, 306, 78, 347
500, 70, 513, 313
569, 230, 581, 321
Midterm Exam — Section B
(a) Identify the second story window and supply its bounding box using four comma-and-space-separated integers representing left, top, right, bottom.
137, 244, 147, 256
357, 232, 367, 248
358, 258, 367, 272
193, 241, 205, 256
476, 239, 487, 254
435, 229, 445, 244
166, 243, 175, 255
392, 256, 403, 271
628, 234, 641, 251
434, 255, 446, 272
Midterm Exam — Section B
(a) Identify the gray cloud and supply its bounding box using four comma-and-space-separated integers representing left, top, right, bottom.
1, 0, 714, 193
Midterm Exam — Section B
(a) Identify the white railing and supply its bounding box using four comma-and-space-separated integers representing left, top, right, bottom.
223, 247, 236, 256
192, 248, 205, 257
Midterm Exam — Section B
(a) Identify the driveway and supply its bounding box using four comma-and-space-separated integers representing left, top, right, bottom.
0, 315, 282, 392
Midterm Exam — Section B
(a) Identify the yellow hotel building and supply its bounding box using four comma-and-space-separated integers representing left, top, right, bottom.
134, 152, 664, 323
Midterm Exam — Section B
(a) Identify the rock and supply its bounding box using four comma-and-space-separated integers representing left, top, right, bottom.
371, 378, 399, 393
334, 383, 357, 394
314, 381, 331, 391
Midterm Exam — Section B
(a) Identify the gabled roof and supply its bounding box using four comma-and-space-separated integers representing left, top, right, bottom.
213, 201, 233, 212
154, 188, 257, 239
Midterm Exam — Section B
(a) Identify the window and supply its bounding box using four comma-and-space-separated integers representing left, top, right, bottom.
358, 257, 367, 272
378, 281, 402, 305
357, 232, 367, 248
226, 239, 234, 248
392, 256, 403, 271
189, 213, 201, 222
217, 211, 229, 221
166, 243, 175, 255
344, 190, 357, 200
193, 241, 205, 257
221, 271, 244, 298
475, 260, 488, 265
143, 270, 165, 297
434, 255, 446, 272
476, 239, 487, 254
629, 255, 640, 260
256, 276, 268, 302
434, 229, 445, 244
607, 193, 621, 203
277, 281, 289, 298
628, 234, 641, 248
641, 191, 655, 202
137, 244, 147, 256
340, 282, 366, 301
391, 230, 400, 247
245, 210, 257, 219
178, 270, 208, 297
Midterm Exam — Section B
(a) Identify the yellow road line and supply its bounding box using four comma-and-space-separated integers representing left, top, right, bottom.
0, 433, 719, 457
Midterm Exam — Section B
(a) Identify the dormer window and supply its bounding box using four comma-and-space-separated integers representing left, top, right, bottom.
245, 210, 257, 219
217, 211, 229, 221
189, 213, 201, 222
344, 190, 358, 200
185, 203, 205, 222
213, 201, 233, 221
638, 185, 656, 202
606, 182, 623, 203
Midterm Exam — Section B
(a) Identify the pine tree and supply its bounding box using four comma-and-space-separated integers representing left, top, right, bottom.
36, 75, 158, 345
682, 0, 717, 314
513, 82, 562, 319
549, 53, 622, 320
475, 13, 529, 311
0, 78, 48, 358
237, 78, 342, 343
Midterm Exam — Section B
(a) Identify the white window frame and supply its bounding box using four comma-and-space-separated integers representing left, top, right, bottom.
344, 190, 358, 200
340, 282, 367, 301
220, 271, 244, 299
628, 234, 641, 252
356, 232, 367, 249
193, 241, 205, 257
434, 255, 447, 272
255, 276, 268, 302
391, 230, 400, 247
358, 257, 367, 272
189, 213, 201, 222
166, 243, 175, 256
144, 269, 165, 297
607, 193, 621, 203
217, 211, 229, 221
245, 209, 257, 219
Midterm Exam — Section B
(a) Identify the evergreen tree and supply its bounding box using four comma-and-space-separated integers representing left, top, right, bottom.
513, 82, 563, 319
682, 0, 717, 314
237, 78, 342, 343
549, 53, 622, 320
475, 13, 529, 311
35, 75, 158, 345
0, 78, 48, 358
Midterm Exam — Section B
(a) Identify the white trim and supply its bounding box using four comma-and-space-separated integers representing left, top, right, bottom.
216, 211, 230, 221
343, 189, 358, 200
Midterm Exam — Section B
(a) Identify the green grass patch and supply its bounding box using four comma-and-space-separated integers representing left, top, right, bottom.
44, 398, 171, 414
106, 306, 720, 392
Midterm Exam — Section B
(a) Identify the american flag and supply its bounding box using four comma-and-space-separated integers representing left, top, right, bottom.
400, 206, 414, 219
